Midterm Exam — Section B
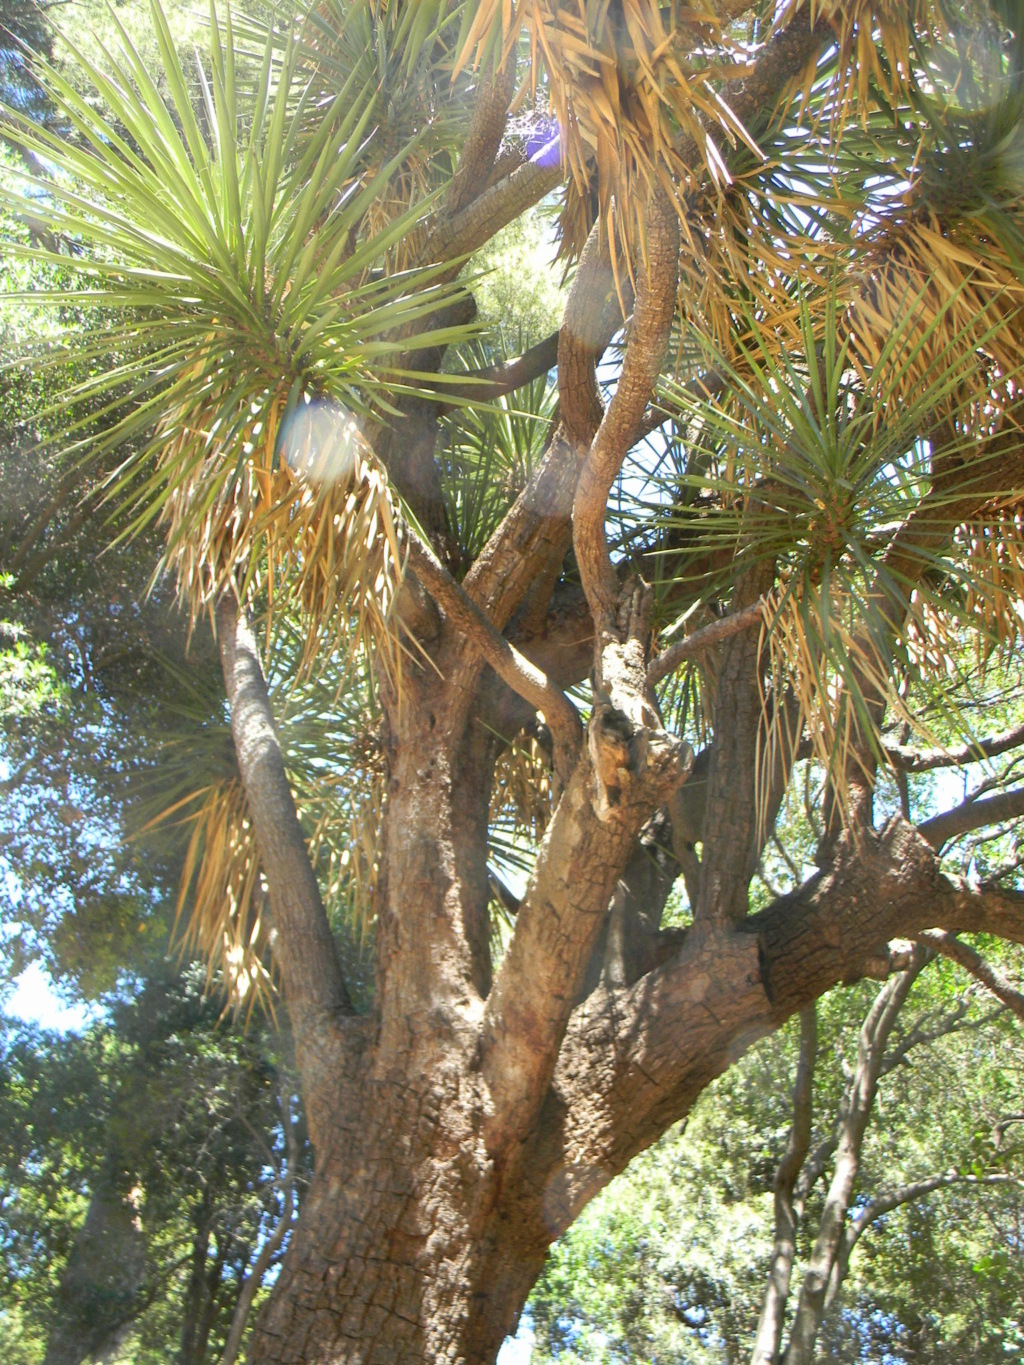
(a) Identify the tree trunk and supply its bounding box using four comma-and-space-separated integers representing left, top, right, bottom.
43, 1158, 146, 1365
246, 1065, 548, 1365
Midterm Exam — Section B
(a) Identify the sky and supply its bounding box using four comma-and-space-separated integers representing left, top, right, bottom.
4, 960, 100, 1032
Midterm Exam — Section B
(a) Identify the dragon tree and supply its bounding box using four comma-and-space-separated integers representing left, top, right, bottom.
8, 0, 1024, 1360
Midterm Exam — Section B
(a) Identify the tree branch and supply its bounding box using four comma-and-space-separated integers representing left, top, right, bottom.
695, 566, 776, 926
823, 1172, 1021, 1317
919, 929, 1024, 1021
782, 947, 931, 1365
751, 1004, 818, 1365
443, 56, 517, 218
460, 218, 628, 629
405, 536, 582, 785
435, 331, 559, 410
647, 598, 766, 687
481, 697, 691, 1153
885, 722, 1024, 772
572, 186, 680, 636
415, 159, 562, 268
219, 1090, 297, 1365
524, 819, 1024, 1235
919, 787, 1024, 849
215, 596, 352, 1034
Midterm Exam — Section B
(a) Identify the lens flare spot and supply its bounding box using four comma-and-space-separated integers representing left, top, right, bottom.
278, 397, 360, 486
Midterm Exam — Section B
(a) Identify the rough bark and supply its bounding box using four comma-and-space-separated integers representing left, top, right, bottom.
199, 12, 1024, 1361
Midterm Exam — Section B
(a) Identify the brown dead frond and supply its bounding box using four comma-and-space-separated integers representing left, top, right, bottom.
778, 0, 938, 132
161, 718, 387, 1008
157, 375, 407, 688
172, 779, 277, 1019
851, 213, 1024, 418
957, 506, 1024, 657
490, 732, 552, 841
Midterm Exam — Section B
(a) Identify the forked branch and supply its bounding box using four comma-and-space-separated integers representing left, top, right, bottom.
782, 947, 931, 1365
406, 536, 583, 784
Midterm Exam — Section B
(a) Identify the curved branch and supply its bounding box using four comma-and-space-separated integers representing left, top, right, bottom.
572, 186, 680, 635
919, 929, 1024, 1021
823, 1172, 1021, 1318
647, 598, 766, 687
459, 219, 629, 627
406, 536, 583, 785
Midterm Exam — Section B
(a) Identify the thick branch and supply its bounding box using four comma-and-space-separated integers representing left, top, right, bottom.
573, 186, 680, 635
460, 219, 629, 632
459, 14, 827, 643
528, 819, 1024, 1231
696, 566, 775, 926
216, 596, 352, 1033
443, 57, 517, 218
919, 786, 1024, 849
885, 722, 1024, 772
481, 701, 690, 1152
415, 159, 562, 268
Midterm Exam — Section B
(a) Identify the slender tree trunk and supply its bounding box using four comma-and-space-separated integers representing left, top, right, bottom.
782, 949, 931, 1365
751, 1006, 818, 1365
